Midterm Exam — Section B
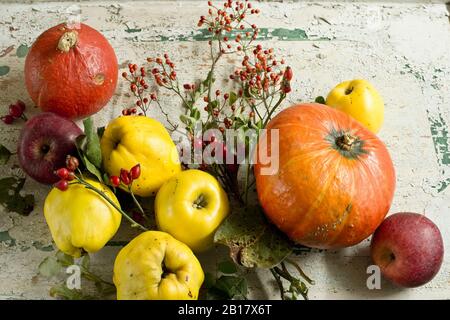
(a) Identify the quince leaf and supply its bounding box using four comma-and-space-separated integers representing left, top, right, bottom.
0, 176, 35, 216
38, 256, 62, 278
55, 250, 74, 266
82, 118, 102, 169
0, 144, 12, 165
80, 254, 90, 270
214, 275, 248, 299
49, 283, 96, 300
214, 205, 293, 269
82, 155, 104, 183
218, 260, 238, 274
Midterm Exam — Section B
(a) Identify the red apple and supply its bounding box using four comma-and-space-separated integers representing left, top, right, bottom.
17, 112, 83, 184
370, 212, 444, 288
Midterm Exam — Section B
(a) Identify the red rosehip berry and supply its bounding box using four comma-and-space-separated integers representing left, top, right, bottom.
110, 175, 120, 187
66, 156, 79, 171
55, 168, 69, 180
284, 66, 293, 81
9, 103, 23, 118
282, 85, 292, 93
54, 180, 69, 191
130, 164, 141, 180
16, 100, 26, 112
120, 169, 132, 185
1, 115, 14, 124
66, 172, 75, 181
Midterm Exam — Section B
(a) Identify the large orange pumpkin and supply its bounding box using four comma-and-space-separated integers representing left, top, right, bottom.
254, 103, 396, 249
24, 23, 118, 119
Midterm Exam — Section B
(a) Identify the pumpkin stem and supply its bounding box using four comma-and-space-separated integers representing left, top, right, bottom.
57, 31, 78, 52
336, 133, 357, 151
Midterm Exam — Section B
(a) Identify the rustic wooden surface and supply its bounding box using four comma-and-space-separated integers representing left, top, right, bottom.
0, 1, 449, 299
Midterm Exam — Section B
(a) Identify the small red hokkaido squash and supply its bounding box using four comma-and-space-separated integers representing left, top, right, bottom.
254, 103, 396, 249
24, 23, 118, 119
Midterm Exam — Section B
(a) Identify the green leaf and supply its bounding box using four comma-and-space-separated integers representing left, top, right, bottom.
97, 126, 105, 139
214, 205, 293, 268
180, 114, 192, 125
203, 272, 216, 289
229, 91, 238, 106
209, 100, 219, 110
214, 275, 248, 299
76, 135, 87, 153
314, 96, 326, 104
256, 119, 263, 129
80, 254, 90, 270
191, 108, 201, 120
0, 144, 12, 165
102, 172, 111, 185
49, 283, 96, 300
38, 256, 62, 278
83, 118, 102, 169
218, 260, 238, 274
0, 177, 35, 216
82, 155, 104, 183
206, 287, 229, 300
56, 250, 74, 266
202, 71, 215, 87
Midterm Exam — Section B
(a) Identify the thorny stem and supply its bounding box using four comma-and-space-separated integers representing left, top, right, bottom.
73, 177, 148, 231
270, 260, 311, 300
79, 265, 115, 288
128, 185, 146, 217
58, 252, 115, 288
263, 92, 286, 128
270, 268, 285, 300
285, 258, 315, 285
242, 158, 253, 205
155, 99, 178, 132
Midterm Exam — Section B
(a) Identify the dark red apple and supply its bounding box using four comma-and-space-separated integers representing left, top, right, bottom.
370, 212, 444, 288
17, 112, 83, 184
